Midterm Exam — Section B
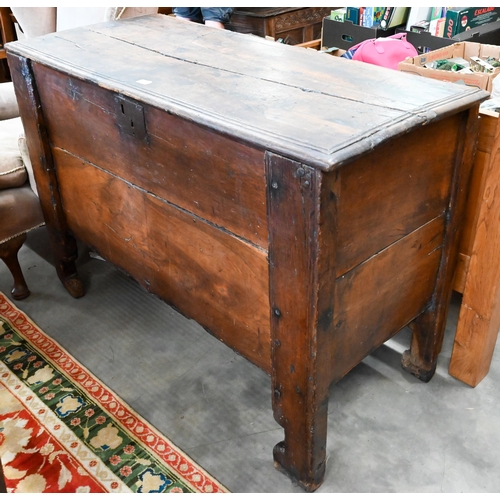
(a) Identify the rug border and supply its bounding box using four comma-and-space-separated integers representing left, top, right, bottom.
0, 365, 131, 493
0, 292, 229, 493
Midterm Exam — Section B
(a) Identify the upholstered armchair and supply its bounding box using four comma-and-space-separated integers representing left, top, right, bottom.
1, 7, 160, 300
0, 81, 44, 300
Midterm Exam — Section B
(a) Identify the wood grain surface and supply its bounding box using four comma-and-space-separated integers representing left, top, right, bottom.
32, 63, 268, 248
6, 15, 488, 170
450, 112, 500, 386
335, 116, 459, 276
53, 148, 271, 371
5, 15, 488, 490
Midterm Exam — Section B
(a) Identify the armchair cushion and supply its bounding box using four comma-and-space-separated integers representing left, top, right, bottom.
0, 117, 28, 190
0, 185, 44, 245
0, 82, 19, 120
18, 133, 37, 196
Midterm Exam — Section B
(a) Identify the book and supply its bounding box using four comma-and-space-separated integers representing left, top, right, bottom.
330, 8, 347, 22
359, 7, 365, 27
360, 7, 385, 28
380, 7, 392, 29
436, 17, 446, 37
444, 7, 500, 38
346, 7, 361, 25
362, 7, 374, 27
380, 7, 410, 30
373, 7, 385, 27
429, 7, 444, 36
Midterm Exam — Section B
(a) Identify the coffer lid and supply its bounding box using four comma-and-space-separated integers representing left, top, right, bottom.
6, 14, 489, 171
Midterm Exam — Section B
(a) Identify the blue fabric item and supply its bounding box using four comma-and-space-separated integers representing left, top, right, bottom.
341, 47, 359, 59
172, 7, 233, 24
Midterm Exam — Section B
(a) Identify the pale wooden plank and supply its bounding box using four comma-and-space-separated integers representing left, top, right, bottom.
449, 113, 500, 386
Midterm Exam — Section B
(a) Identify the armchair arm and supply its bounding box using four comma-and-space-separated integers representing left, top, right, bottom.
0, 82, 19, 121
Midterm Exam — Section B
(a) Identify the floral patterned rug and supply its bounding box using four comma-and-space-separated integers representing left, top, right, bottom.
0, 292, 228, 493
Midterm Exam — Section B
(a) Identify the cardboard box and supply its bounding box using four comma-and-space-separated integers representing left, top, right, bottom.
444, 7, 500, 38
321, 17, 397, 51
453, 19, 500, 44
398, 41, 500, 92
397, 19, 500, 55
399, 29, 453, 54
322, 14, 500, 55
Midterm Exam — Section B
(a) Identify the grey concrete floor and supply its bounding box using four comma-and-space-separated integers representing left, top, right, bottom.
1, 226, 499, 493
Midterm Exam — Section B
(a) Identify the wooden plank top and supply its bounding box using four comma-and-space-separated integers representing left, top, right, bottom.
6, 14, 489, 170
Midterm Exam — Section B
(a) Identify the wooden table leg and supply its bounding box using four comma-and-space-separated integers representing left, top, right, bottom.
449, 113, 500, 387
267, 153, 337, 491
7, 54, 83, 299
402, 108, 480, 382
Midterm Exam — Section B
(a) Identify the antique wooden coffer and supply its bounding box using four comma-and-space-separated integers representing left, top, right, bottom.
6, 15, 487, 491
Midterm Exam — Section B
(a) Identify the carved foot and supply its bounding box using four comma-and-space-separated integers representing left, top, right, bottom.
56, 260, 84, 298
401, 349, 437, 383
62, 276, 85, 298
11, 283, 30, 301
273, 441, 325, 492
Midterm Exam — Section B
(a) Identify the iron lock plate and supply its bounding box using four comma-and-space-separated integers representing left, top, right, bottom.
114, 94, 148, 142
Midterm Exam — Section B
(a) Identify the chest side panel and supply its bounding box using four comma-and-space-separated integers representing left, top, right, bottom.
331, 215, 445, 381
335, 115, 461, 277
32, 63, 268, 249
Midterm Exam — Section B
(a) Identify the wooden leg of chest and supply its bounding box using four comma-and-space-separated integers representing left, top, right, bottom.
267, 153, 337, 491
402, 108, 481, 382
7, 54, 83, 299
402, 312, 442, 382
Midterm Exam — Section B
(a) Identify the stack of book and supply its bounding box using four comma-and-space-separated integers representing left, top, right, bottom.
408, 7, 500, 38
330, 7, 409, 29
427, 7, 447, 37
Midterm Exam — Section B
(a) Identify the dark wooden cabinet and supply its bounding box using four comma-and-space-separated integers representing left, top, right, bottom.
0, 7, 16, 81
6, 14, 487, 491
227, 7, 334, 44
